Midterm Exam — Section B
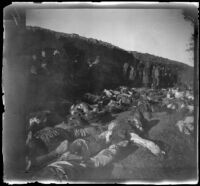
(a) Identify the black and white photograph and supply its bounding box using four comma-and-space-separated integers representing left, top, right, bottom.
2, 2, 199, 184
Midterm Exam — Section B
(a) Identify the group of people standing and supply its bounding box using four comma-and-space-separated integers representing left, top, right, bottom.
30, 48, 61, 76
123, 61, 178, 89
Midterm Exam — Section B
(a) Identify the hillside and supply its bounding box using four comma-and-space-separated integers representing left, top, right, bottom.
12, 26, 191, 108
4, 24, 195, 123
131, 51, 194, 86
131, 51, 192, 68
4, 25, 195, 180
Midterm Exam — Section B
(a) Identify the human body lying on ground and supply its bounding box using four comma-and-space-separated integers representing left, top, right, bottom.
25, 85, 194, 181
27, 121, 166, 181
25, 102, 166, 181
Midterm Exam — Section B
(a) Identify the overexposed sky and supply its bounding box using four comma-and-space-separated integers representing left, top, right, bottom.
26, 8, 194, 66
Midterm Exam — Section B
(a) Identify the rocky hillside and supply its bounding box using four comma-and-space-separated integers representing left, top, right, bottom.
131, 51, 194, 86
5, 25, 195, 112
3, 23, 194, 179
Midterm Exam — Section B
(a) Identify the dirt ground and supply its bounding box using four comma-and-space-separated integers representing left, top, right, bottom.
78, 110, 197, 182
4, 109, 197, 183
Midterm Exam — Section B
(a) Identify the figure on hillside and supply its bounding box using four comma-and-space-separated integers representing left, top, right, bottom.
168, 70, 172, 87
162, 66, 168, 88
53, 49, 60, 56
123, 62, 129, 77
159, 66, 165, 88
41, 50, 46, 58
172, 70, 178, 87
30, 54, 38, 75
166, 67, 171, 88
88, 56, 100, 68
149, 64, 153, 88
151, 65, 159, 89
138, 61, 144, 86
40, 50, 50, 75
151, 66, 155, 88
129, 66, 136, 81
143, 67, 149, 87
154, 65, 160, 89
32, 54, 37, 61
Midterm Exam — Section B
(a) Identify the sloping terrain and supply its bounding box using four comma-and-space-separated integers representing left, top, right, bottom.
11, 25, 194, 111
4, 109, 197, 182
76, 110, 196, 182
132, 51, 194, 87
3, 24, 196, 182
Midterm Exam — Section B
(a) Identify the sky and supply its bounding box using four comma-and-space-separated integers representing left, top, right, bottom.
26, 8, 194, 66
